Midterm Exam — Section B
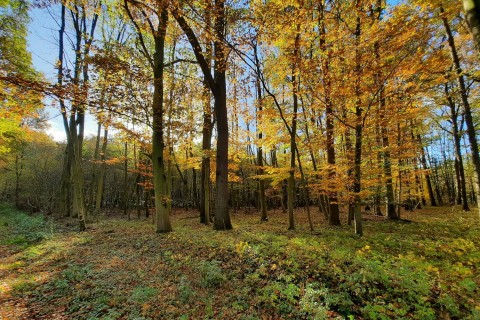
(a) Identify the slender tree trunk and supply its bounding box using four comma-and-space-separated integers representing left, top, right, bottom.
353, 11, 363, 236
418, 135, 437, 206
288, 76, 298, 231
199, 1, 213, 225
445, 83, 470, 211
134, 144, 141, 218
70, 117, 86, 230
442, 7, 480, 216
287, 30, 301, 231
318, 2, 340, 225
14, 152, 23, 209
94, 126, 108, 214
191, 151, 198, 209
200, 92, 212, 224
124, 142, 129, 218
57, 4, 72, 217
88, 122, 102, 213
254, 41, 268, 222
375, 1, 398, 220
70, 8, 86, 231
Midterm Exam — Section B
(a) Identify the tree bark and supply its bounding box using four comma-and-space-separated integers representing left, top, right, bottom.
417, 134, 437, 206
319, 1, 340, 225
152, 8, 172, 233
353, 11, 363, 236
445, 82, 470, 211
441, 6, 480, 216
172, 0, 232, 229
94, 125, 108, 214
254, 41, 268, 222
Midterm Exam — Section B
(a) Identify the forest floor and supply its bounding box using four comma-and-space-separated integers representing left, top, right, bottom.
0, 203, 479, 320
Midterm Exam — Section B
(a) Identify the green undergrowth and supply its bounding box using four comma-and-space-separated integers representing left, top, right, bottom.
0, 204, 479, 319
0, 203, 54, 248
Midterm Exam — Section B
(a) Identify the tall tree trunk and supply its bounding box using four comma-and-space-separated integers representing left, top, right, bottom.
200, 83, 212, 224
372, 0, 394, 218
288, 76, 298, 231
287, 29, 301, 231
445, 83, 470, 211
152, 8, 172, 233
70, 7, 86, 231
319, 1, 340, 225
171, 0, 231, 229
199, 1, 213, 225
353, 10, 363, 236
441, 6, 480, 216
212, 75, 231, 229
57, 4, 72, 217
124, 142, 129, 218
254, 41, 268, 222
212, 0, 232, 230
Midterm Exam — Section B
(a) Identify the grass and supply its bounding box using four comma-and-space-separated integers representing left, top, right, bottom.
0, 203, 479, 319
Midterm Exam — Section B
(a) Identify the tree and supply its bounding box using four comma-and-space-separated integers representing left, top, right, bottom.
124, 0, 172, 232
171, 0, 232, 230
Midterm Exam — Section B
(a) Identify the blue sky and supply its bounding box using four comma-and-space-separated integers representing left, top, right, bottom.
28, 7, 98, 142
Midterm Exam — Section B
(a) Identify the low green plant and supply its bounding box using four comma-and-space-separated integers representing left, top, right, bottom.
258, 281, 300, 315
130, 286, 158, 304
178, 276, 195, 303
0, 204, 52, 247
299, 282, 330, 320
198, 260, 226, 288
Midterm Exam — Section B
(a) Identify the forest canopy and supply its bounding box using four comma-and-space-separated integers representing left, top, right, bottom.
1, 0, 480, 318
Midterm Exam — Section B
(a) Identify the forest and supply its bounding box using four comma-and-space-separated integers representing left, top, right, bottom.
1, 0, 480, 318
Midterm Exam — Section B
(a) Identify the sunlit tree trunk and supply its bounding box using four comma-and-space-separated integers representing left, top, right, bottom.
254, 41, 268, 222
445, 83, 469, 211
152, 8, 172, 233
124, 0, 172, 232
441, 6, 480, 216
417, 134, 437, 206
319, 1, 340, 226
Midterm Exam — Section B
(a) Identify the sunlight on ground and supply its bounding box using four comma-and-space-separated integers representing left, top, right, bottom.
0, 205, 479, 319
